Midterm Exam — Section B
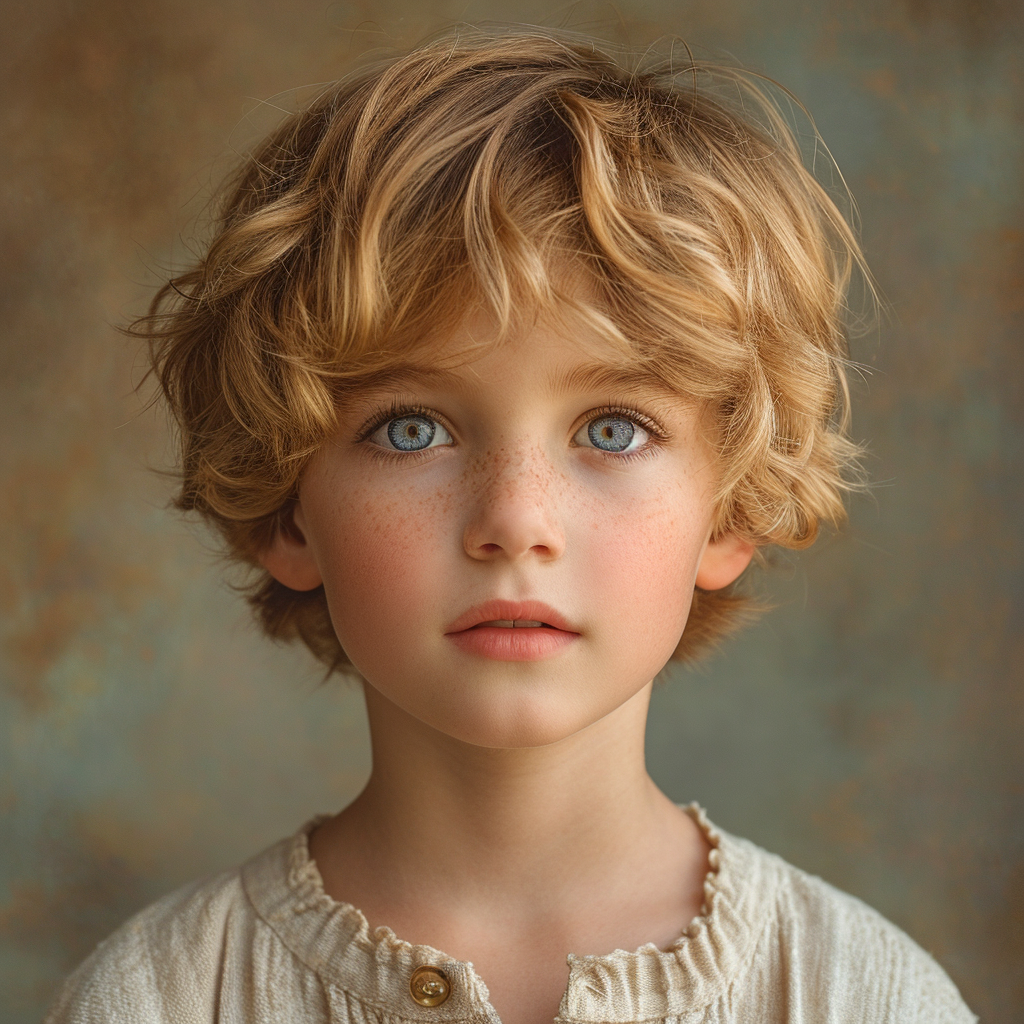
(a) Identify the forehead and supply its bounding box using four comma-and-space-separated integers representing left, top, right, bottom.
342, 348, 685, 410
341, 309, 687, 405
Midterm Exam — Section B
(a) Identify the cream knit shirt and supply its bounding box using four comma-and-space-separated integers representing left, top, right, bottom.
45, 806, 975, 1024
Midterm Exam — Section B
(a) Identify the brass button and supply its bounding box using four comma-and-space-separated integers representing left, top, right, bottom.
409, 965, 451, 1007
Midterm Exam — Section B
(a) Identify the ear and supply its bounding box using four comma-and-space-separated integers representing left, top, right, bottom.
695, 532, 756, 591
257, 502, 323, 592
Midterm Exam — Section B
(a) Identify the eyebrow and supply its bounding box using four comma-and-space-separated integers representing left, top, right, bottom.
339, 358, 683, 402
554, 362, 682, 401
339, 364, 469, 395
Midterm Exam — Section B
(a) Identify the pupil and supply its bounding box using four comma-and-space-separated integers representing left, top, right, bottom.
388, 415, 435, 451
589, 416, 634, 452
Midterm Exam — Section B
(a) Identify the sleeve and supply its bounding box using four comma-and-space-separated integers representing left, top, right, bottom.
44, 921, 177, 1024
43, 872, 245, 1024
899, 940, 978, 1024
774, 866, 977, 1024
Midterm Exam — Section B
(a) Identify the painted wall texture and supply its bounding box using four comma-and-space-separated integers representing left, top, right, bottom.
2, 0, 1021, 1020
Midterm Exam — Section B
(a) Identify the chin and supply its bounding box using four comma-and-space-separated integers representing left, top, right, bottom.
421, 686, 623, 750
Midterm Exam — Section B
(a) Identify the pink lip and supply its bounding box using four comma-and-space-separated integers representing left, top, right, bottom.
445, 600, 576, 634
445, 600, 579, 662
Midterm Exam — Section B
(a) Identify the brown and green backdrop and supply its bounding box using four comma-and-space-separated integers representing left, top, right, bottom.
2, 0, 1021, 1021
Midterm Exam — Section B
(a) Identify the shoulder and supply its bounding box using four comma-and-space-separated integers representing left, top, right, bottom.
43, 867, 251, 1024
722, 830, 976, 1023
43, 831, 317, 1024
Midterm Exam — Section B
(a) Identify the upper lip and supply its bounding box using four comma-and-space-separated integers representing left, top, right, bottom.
445, 600, 578, 634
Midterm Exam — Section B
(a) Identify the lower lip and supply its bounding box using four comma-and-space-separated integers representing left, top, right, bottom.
446, 626, 578, 661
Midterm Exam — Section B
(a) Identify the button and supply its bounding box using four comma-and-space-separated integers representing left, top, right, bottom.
409, 965, 451, 1007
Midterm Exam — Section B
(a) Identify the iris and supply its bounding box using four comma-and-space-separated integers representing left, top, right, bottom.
387, 415, 436, 451
588, 416, 634, 452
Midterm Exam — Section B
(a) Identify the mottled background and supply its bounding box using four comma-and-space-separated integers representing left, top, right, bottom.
2, 0, 1021, 1020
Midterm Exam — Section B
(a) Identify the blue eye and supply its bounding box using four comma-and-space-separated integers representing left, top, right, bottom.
575, 415, 647, 453
370, 414, 453, 452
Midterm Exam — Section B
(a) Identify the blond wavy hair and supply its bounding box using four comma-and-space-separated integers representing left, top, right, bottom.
138, 28, 869, 672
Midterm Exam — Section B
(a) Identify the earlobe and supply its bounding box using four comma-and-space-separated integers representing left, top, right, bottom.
695, 532, 756, 591
257, 503, 324, 592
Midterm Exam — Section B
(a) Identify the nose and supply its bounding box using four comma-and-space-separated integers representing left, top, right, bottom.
462, 444, 566, 562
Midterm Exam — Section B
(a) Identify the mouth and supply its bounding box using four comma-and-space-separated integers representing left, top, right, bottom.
445, 600, 577, 636
473, 619, 551, 629
445, 601, 579, 662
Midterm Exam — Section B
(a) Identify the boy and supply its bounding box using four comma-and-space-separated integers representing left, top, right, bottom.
47, 28, 974, 1024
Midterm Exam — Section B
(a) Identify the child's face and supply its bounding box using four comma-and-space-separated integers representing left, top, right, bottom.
266, 312, 753, 749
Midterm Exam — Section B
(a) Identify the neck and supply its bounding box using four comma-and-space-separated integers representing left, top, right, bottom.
364, 681, 659, 884
313, 679, 692, 914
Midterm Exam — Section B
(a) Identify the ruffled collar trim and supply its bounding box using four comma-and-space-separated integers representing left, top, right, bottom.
241, 805, 780, 1023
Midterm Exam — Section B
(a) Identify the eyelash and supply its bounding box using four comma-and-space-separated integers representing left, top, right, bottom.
356, 402, 451, 462
356, 402, 667, 461
573, 405, 666, 462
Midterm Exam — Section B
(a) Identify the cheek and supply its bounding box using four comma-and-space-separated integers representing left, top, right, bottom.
308, 478, 453, 651
577, 486, 709, 653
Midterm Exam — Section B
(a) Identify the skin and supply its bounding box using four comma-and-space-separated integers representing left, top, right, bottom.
260, 311, 754, 1024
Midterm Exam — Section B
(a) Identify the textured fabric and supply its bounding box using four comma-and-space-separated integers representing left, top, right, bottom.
45, 806, 976, 1024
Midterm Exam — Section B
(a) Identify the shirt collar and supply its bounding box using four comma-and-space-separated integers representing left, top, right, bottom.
241, 805, 779, 1022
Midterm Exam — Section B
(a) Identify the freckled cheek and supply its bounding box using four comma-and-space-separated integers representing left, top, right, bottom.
311, 480, 456, 643
577, 497, 707, 648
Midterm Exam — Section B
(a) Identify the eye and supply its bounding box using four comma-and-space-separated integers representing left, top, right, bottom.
369, 413, 453, 452
574, 414, 649, 454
